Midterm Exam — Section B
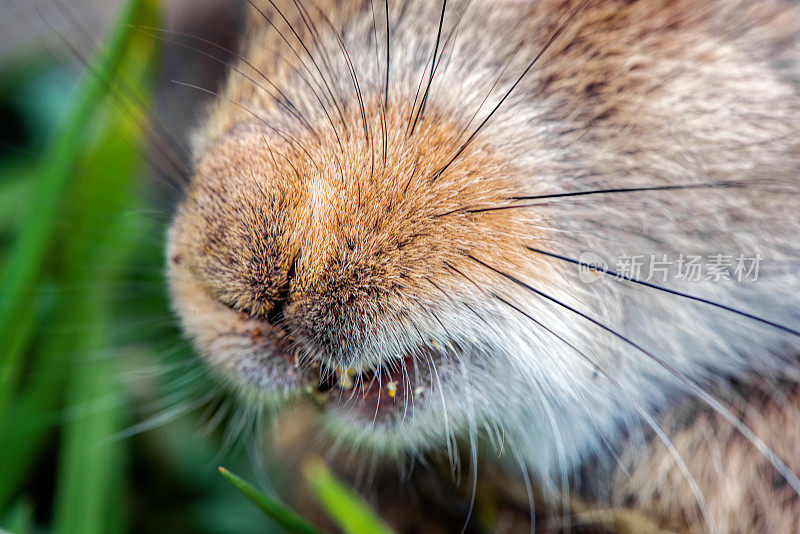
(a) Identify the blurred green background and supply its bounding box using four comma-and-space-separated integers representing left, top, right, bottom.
0, 0, 292, 532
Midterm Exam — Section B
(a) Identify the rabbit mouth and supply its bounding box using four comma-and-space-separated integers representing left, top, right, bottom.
311, 346, 446, 423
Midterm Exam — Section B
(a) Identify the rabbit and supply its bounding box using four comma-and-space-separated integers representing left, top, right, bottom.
166, 0, 800, 530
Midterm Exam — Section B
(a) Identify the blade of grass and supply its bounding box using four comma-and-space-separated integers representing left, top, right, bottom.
51, 199, 154, 534
0, 0, 151, 419
50, 3, 161, 531
0, 165, 34, 236
51, 300, 128, 534
0, 498, 34, 534
0, 0, 161, 524
0, 219, 161, 512
0, 284, 63, 511
302, 457, 394, 534
219, 467, 322, 534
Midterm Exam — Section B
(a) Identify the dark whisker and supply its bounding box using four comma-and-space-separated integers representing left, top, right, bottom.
305, 3, 369, 143
246, 0, 348, 138
131, 25, 317, 138
383, 0, 390, 166
458, 56, 511, 139
262, 0, 344, 118
293, 0, 344, 107
264, 137, 304, 183
435, 181, 738, 217
408, 0, 447, 136
171, 80, 317, 167
431, 0, 590, 182
466, 253, 800, 497
526, 245, 800, 337
263, 0, 354, 145
509, 181, 737, 201
369, 0, 388, 170
489, 292, 715, 530
406, 0, 468, 137
406, 52, 434, 136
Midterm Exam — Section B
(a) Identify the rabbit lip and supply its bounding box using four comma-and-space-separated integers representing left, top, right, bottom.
311, 347, 443, 421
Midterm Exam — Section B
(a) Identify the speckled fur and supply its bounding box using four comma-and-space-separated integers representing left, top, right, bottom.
167, 0, 800, 530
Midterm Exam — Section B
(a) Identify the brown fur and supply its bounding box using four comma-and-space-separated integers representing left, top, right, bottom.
611, 383, 800, 533
271, 384, 800, 533
172, 102, 543, 363
167, 0, 800, 530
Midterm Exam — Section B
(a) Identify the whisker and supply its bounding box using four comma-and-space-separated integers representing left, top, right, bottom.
39, 3, 189, 189
50, 0, 190, 165
492, 293, 714, 531
369, 365, 384, 433
245, 0, 348, 140
170, 80, 318, 167
408, 0, 447, 136
431, 0, 591, 182
511, 445, 537, 533
293, 0, 345, 106
458, 55, 513, 139
460, 402, 478, 534
131, 25, 317, 138
383, 0, 390, 166
261, 0, 341, 110
526, 246, 800, 338
468, 253, 800, 500
105, 390, 215, 443
307, 3, 369, 142
436, 181, 739, 217
406, 52, 434, 136
405, 0, 468, 139
369, 0, 384, 160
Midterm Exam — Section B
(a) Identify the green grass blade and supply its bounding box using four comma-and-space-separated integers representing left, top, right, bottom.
219, 467, 322, 534
0, 498, 34, 534
0, 166, 33, 236
303, 458, 394, 534
49, 5, 162, 532
0, 0, 150, 418
0, 0, 162, 519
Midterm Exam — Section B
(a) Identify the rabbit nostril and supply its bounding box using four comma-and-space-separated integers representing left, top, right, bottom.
267, 254, 298, 327
267, 292, 288, 326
